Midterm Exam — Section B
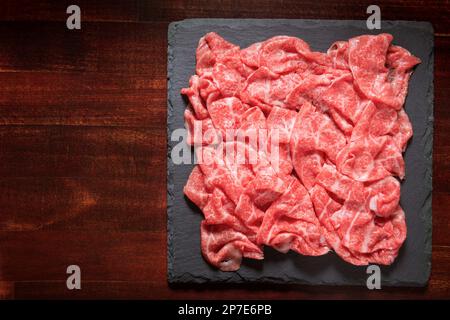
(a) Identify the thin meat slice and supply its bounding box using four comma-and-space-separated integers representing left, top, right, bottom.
207, 97, 249, 138
240, 41, 263, 69
245, 143, 287, 210
237, 106, 267, 139
315, 163, 366, 202
196, 32, 241, 76
196, 33, 252, 101
257, 176, 329, 256
202, 188, 245, 232
336, 136, 404, 182
292, 151, 325, 191
244, 174, 285, 211
266, 107, 297, 143
201, 221, 263, 272
184, 165, 210, 210
320, 74, 368, 125
314, 164, 407, 265
235, 194, 265, 234
259, 36, 312, 74
239, 66, 280, 113
184, 108, 219, 146
291, 102, 346, 163
285, 73, 331, 110
196, 143, 254, 204
327, 41, 349, 70
310, 185, 370, 266
184, 168, 264, 272
336, 102, 405, 181
367, 176, 401, 217
240, 67, 304, 112
348, 33, 420, 109
198, 177, 264, 272
261, 36, 333, 75
266, 107, 297, 175
181, 75, 209, 120
198, 76, 221, 105
290, 102, 346, 188
198, 141, 283, 208
391, 109, 413, 151
213, 62, 245, 97
331, 202, 406, 265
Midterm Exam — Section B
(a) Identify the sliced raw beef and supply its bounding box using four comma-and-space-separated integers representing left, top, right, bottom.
183, 165, 210, 209
266, 107, 297, 175
367, 176, 401, 217
181, 32, 419, 271
336, 102, 405, 181
181, 75, 209, 120
312, 164, 406, 265
201, 221, 263, 271
207, 97, 249, 137
290, 102, 346, 189
257, 176, 329, 256
348, 33, 420, 109
327, 41, 349, 70
184, 108, 219, 146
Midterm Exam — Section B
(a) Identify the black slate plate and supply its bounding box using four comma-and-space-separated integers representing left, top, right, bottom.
167, 19, 433, 286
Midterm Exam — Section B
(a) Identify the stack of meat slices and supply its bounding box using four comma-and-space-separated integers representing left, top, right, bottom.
181, 32, 420, 271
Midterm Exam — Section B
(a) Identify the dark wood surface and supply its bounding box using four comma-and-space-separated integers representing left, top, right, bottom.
0, 0, 449, 299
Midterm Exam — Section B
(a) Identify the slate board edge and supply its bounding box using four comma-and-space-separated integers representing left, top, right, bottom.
422, 32, 434, 286
172, 18, 434, 33
166, 19, 434, 286
167, 20, 177, 284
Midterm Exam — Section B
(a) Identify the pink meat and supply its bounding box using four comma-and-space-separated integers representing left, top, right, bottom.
201, 221, 263, 272
348, 33, 420, 109
257, 176, 329, 256
181, 32, 419, 271
266, 107, 297, 175
336, 102, 406, 181
313, 164, 407, 265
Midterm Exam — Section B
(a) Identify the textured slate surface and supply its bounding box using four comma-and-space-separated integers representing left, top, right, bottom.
167, 19, 433, 286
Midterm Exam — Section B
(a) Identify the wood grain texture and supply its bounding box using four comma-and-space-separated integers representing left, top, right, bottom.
0, 0, 449, 299
0, 21, 167, 74
0, 1, 139, 22
0, 72, 166, 127
139, 0, 450, 34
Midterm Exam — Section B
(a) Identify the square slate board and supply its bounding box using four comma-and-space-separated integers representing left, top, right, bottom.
167, 19, 433, 286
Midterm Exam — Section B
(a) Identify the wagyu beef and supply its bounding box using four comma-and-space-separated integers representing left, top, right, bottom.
181, 32, 419, 271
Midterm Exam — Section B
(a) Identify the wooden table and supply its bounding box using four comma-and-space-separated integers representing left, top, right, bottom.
0, 0, 449, 299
